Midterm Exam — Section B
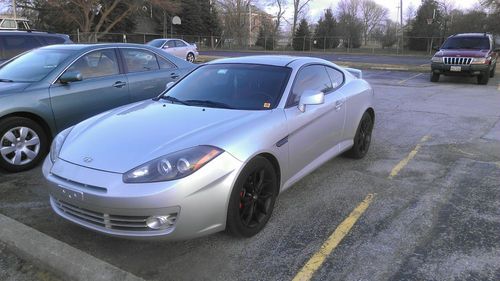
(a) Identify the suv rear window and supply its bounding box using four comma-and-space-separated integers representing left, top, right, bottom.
42, 36, 66, 45
0, 35, 42, 59
442, 37, 490, 50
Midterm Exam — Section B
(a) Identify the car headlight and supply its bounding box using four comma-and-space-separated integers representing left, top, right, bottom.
471, 57, 487, 64
431, 56, 442, 63
123, 146, 223, 183
49, 127, 73, 163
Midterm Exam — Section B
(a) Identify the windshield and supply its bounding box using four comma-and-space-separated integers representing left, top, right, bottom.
0, 49, 74, 82
441, 37, 490, 50
162, 64, 291, 110
147, 39, 165, 48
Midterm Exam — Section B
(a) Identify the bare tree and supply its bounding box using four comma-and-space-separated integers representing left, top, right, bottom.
291, 0, 311, 38
217, 0, 252, 46
45, 0, 140, 42
360, 0, 388, 45
267, 0, 287, 35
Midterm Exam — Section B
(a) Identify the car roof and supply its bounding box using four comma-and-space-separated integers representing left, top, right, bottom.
0, 30, 67, 37
450, 33, 491, 38
206, 55, 327, 67
38, 43, 158, 51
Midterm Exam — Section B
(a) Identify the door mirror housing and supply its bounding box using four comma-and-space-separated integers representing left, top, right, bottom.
59, 71, 82, 84
165, 82, 175, 90
298, 90, 325, 112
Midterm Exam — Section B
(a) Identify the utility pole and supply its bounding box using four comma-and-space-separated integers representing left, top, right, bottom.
12, 0, 17, 18
400, 0, 403, 54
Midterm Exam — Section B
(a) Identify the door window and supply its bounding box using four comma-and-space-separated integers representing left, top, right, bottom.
122, 49, 160, 73
287, 65, 333, 107
175, 40, 187, 47
164, 40, 176, 48
325, 67, 344, 90
67, 49, 119, 80
157, 56, 176, 70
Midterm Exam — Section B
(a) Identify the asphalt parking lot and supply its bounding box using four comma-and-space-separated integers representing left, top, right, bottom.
1, 70, 499, 281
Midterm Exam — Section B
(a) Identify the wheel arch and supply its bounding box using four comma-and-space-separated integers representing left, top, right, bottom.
256, 152, 281, 192
1, 112, 53, 140
366, 107, 375, 123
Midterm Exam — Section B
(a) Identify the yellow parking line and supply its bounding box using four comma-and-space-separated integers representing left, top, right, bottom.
398, 73, 423, 84
292, 194, 375, 281
388, 135, 431, 179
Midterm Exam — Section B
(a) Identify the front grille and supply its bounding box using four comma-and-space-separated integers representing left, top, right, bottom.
52, 173, 107, 193
54, 200, 151, 231
443, 57, 472, 65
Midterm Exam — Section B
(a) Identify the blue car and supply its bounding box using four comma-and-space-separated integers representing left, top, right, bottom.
0, 43, 194, 172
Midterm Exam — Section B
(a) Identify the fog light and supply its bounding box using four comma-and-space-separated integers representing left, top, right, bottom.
146, 215, 176, 230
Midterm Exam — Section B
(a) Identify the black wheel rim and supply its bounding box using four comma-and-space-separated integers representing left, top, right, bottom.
239, 168, 274, 228
357, 117, 372, 154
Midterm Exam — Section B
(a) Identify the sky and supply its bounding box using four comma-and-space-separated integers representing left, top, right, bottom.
264, 0, 478, 25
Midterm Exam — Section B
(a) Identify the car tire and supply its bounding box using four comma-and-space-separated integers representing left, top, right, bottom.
0, 117, 49, 173
490, 64, 496, 78
430, 73, 440, 82
344, 112, 373, 159
226, 156, 278, 237
186, 52, 195, 63
477, 70, 490, 85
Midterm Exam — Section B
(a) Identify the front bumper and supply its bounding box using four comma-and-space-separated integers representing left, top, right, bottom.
42, 152, 244, 240
431, 63, 490, 76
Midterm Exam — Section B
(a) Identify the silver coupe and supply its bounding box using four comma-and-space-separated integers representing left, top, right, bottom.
43, 56, 375, 240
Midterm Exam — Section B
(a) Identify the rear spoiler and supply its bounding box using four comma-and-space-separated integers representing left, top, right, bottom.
345, 68, 362, 79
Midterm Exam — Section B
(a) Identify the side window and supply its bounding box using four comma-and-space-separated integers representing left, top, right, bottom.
122, 49, 160, 73
67, 49, 119, 80
157, 55, 176, 70
165, 40, 176, 48
175, 40, 187, 47
2, 35, 42, 58
288, 65, 332, 107
325, 67, 344, 90
42, 36, 65, 45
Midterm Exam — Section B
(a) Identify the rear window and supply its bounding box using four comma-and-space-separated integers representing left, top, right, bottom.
0, 35, 42, 59
442, 37, 490, 50
42, 36, 66, 45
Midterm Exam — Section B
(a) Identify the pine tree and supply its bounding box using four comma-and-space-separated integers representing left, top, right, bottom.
199, 0, 221, 36
407, 0, 442, 51
314, 9, 339, 49
177, 0, 203, 36
293, 18, 311, 51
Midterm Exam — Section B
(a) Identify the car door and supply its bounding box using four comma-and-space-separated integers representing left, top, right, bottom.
121, 48, 180, 102
284, 64, 346, 178
161, 40, 176, 57
49, 48, 130, 130
174, 40, 188, 58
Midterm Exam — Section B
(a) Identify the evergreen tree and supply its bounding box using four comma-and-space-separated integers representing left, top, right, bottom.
176, 0, 203, 36
293, 18, 311, 51
256, 15, 275, 50
199, 0, 221, 36
314, 8, 339, 49
407, 0, 442, 51
337, 13, 363, 49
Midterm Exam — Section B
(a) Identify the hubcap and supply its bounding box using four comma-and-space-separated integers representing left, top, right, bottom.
239, 168, 274, 228
187, 54, 194, 62
0, 127, 40, 166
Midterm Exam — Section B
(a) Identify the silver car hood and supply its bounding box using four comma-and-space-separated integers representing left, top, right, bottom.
59, 100, 273, 173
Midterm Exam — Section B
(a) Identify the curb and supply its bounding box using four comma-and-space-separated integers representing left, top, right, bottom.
0, 214, 144, 281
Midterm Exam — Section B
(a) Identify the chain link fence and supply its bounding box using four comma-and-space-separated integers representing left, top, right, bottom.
71, 32, 446, 56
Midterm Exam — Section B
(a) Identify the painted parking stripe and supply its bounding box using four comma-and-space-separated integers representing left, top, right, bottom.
388, 135, 431, 179
397, 73, 423, 85
292, 193, 375, 281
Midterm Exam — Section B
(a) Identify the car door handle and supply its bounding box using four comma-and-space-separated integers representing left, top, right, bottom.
170, 73, 180, 79
113, 81, 127, 88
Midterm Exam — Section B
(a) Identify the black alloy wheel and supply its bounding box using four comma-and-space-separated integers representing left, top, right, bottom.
345, 112, 373, 159
226, 156, 278, 237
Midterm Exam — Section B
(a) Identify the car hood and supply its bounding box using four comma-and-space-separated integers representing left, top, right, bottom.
0, 82, 30, 95
435, 49, 489, 58
59, 100, 270, 173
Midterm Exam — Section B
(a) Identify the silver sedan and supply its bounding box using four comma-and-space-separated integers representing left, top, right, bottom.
43, 56, 375, 240
147, 38, 199, 62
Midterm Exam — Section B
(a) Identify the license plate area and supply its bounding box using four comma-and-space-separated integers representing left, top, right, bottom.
57, 185, 84, 201
450, 66, 461, 72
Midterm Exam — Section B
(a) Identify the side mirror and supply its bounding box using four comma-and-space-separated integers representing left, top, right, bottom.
298, 90, 324, 112
59, 71, 82, 84
165, 81, 175, 90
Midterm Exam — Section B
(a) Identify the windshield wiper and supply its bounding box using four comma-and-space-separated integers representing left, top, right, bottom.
157, 95, 190, 106
184, 99, 234, 109
0, 78, 14, 82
